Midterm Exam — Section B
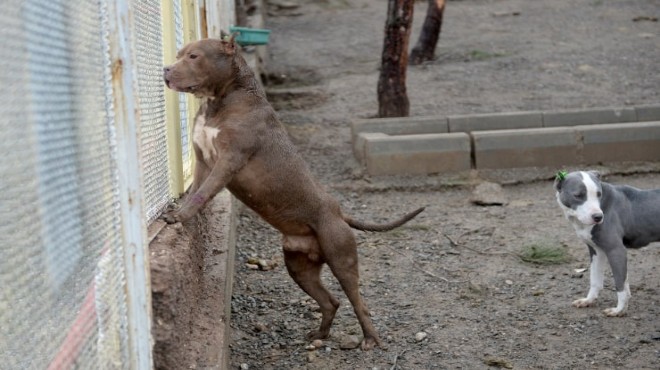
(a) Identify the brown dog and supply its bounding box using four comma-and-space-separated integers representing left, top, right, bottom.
162, 36, 424, 350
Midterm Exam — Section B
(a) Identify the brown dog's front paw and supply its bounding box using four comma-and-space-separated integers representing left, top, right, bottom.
306, 330, 330, 341
162, 211, 181, 224
360, 336, 385, 351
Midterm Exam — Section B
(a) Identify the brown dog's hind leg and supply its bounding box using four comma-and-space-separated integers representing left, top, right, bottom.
316, 220, 384, 351
283, 250, 340, 341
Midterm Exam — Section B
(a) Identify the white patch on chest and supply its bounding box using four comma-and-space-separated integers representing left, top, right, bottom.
193, 114, 221, 162
573, 223, 595, 246
557, 193, 596, 245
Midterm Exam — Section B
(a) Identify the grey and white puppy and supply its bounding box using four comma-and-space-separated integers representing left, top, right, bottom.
554, 170, 660, 316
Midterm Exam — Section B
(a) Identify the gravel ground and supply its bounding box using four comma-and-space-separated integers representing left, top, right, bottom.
229, 0, 660, 368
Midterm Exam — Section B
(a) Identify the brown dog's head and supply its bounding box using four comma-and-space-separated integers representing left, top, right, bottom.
163, 36, 238, 97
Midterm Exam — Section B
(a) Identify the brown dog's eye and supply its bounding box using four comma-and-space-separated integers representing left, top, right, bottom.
189, 54, 198, 59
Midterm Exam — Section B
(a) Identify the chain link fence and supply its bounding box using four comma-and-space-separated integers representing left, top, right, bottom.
0, 0, 205, 368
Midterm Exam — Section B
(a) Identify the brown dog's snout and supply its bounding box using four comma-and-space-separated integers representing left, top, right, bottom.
163, 66, 172, 87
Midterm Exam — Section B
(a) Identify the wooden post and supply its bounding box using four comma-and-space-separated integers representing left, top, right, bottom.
410, 0, 446, 65
377, 0, 414, 118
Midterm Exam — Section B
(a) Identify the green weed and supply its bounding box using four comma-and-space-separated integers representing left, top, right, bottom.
518, 243, 571, 265
468, 49, 508, 61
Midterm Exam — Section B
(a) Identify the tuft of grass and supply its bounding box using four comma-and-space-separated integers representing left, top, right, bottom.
402, 224, 431, 232
468, 49, 508, 61
518, 244, 571, 265
384, 229, 408, 239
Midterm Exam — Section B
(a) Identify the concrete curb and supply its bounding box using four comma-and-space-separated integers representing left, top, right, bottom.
199, 190, 237, 370
364, 132, 471, 175
149, 191, 237, 370
473, 126, 580, 169
352, 105, 660, 175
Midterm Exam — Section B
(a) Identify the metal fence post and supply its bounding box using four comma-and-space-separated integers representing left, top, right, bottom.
106, 0, 154, 368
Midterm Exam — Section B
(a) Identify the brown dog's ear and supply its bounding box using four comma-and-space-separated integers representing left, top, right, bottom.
220, 32, 238, 54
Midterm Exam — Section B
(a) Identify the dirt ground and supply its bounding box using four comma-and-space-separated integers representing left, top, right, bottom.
229, 0, 660, 368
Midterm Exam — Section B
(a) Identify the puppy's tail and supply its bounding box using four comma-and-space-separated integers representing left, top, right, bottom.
344, 207, 425, 232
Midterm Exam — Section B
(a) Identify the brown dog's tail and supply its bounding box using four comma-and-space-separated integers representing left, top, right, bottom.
344, 207, 425, 232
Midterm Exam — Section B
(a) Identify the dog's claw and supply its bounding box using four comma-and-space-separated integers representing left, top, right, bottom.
603, 308, 625, 317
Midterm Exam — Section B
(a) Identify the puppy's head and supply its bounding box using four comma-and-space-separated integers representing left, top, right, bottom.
555, 170, 604, 226
163, 36, 237, 97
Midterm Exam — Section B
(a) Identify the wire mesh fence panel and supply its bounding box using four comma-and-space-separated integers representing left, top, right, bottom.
173, 0, 193, 182
134, 0, 172, 222
0, 0, 186, 367
0, 3, 44, 368
0, 0, 137, 368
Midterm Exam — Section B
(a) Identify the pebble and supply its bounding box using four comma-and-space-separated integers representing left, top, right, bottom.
254, 322, 268, 332
339, 335, 361, 349
240, 364, 249, 370
415, 331, 428, 342
471, 182, 508, 206
311, 339, 323, 348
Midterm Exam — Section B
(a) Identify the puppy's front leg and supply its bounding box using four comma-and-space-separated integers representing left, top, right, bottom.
603, 245, 630, 317
164, 151, 245, 224
573, 245, 606, 308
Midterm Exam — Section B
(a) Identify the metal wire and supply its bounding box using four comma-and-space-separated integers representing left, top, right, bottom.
174, 0, 193, 181
0, 0, 171, 368
134, 0, 172, 222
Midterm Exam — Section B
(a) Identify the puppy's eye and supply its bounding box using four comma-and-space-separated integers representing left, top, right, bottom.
597, 191, 602, 198
189, 54, 198, 59
573, 192, 585, 199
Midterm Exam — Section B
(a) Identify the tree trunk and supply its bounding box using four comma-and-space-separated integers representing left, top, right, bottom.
377, 0, 414, 118
410, 0, 446, 65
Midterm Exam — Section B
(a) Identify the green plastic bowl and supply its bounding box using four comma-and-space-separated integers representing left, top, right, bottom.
229, 26, 271, 46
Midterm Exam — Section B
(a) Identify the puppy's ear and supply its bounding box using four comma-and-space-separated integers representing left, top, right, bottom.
588, 170, 601, 180
554, 170, 567, 191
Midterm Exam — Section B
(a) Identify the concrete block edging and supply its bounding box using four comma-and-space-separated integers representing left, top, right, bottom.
352, 104, 660, 174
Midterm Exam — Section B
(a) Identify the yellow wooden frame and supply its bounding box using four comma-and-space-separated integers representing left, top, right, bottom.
181, 0, 200, 191
162, 0, 201, 197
